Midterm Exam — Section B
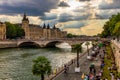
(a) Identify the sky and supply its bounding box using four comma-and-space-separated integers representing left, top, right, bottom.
0, 0, 120, 36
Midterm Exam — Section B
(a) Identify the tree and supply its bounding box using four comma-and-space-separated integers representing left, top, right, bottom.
66, 33, 73, 38
113, 22, 120, 40
72, 44, 82, 67
6, 22, 17, 39
32, 56, 52, 80
5, 22, 25, 39
85, 41, 90, 56
15, 24, 25, 38
101, 13, 120, 38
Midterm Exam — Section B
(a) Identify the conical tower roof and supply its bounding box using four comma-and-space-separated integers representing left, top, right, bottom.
53, 25, 56, 29
47, 24, 50, 29
22, 13, 29, 21
43, 23, 46, 28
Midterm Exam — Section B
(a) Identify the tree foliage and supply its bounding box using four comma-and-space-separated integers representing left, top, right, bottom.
101, 13, 120, 38
113, 22, 120, 37
32, 56, 52, 80
5, 22, 25, 39
72, 44, 82, 53
66, 33, 74, 38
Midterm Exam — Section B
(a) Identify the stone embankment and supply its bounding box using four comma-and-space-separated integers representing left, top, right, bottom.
111, 40, 120, 72
0, 40, 17, 48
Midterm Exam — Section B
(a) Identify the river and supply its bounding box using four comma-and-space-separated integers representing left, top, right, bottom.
0, 42, 92, 80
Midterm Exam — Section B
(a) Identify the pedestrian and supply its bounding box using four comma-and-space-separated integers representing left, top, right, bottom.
89, 66, 92, 73
89, 73, 94, 80
96, 74, 101, 80
93, 68, 96, 76
98, 70, 102, 77
53, 68, 57, 74
64, 65, 67, 74
84, 74, 89, 80
81, 73, 85, 80
117, 77, 120, 80
100, 62, 104, 69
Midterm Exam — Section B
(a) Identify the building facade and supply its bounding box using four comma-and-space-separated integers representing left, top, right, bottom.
22, 14, 67, 40
0, 22, 6, 40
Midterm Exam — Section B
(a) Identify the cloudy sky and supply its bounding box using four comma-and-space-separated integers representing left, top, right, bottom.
0, 0, 120, 36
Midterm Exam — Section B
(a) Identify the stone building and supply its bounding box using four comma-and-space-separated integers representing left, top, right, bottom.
0, 22, 6, 40
22, 13, 67, 40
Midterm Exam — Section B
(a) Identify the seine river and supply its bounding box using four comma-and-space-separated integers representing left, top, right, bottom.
0, 42, 91, 80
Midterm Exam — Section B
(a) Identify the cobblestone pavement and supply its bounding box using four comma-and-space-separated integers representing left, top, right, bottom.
53, 49, 102, 80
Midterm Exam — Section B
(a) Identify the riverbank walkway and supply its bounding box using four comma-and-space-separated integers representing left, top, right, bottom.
49, 47, 104, 80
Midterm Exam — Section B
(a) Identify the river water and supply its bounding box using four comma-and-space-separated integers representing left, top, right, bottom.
0, 42, 92, 80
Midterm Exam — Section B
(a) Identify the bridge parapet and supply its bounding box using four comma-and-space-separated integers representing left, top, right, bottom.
8, 37, 109, 48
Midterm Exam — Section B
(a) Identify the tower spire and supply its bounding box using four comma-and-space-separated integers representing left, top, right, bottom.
24, 12, 26, 18
47, 24, 50, 29
22, 12, 28, 21
53, 24, 56, 29
43, 23, 46, 28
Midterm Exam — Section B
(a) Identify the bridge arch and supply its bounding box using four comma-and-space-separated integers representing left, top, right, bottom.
18, 41, 41, 48
45, 41, 64, 47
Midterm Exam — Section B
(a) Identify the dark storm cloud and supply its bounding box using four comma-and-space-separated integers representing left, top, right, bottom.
96, 14, 110, 19
58, 13, 73, 22
40, 13, 57, 20
96, 9, 120, 19
58, 13, 91, 22
64, 22, 87, 29
0, 0, 59, 16
58, 1, 70, 7
99, 0, 120, 10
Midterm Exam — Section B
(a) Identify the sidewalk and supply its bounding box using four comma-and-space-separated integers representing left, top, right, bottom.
52, 48, 102, 80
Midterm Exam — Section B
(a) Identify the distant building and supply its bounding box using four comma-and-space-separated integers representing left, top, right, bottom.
22, 13, 67, 40
0, 22, 6, 40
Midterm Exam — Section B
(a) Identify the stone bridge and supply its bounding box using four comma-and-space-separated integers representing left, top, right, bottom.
17, 39, 84, 47
16, 38, 106, 47
0, 38, 109, 48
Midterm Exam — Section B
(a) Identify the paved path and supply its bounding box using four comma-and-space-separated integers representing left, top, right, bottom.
53, 49, 102, 80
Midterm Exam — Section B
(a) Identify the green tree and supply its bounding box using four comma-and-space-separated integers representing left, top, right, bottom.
67, 33, 73, 38
32, 56, 52, 80
101, 21, 111, 37
5, 22, 25, 39
6, 22, 16, 39
85, 41, 90, 56
15, 24, 25, 38
113, 22, 120, 40
101, 13, 120, 38
72, 44, 82, 67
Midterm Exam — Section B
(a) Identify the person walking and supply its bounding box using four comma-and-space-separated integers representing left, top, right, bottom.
64, 65, 69, 74
84, 74, 89, 80
81, 73, 85, 80
93, 68, 96, 76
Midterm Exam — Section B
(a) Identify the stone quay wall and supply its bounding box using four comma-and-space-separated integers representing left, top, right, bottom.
0, 40, 17, 48
111, 40, 120, 72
